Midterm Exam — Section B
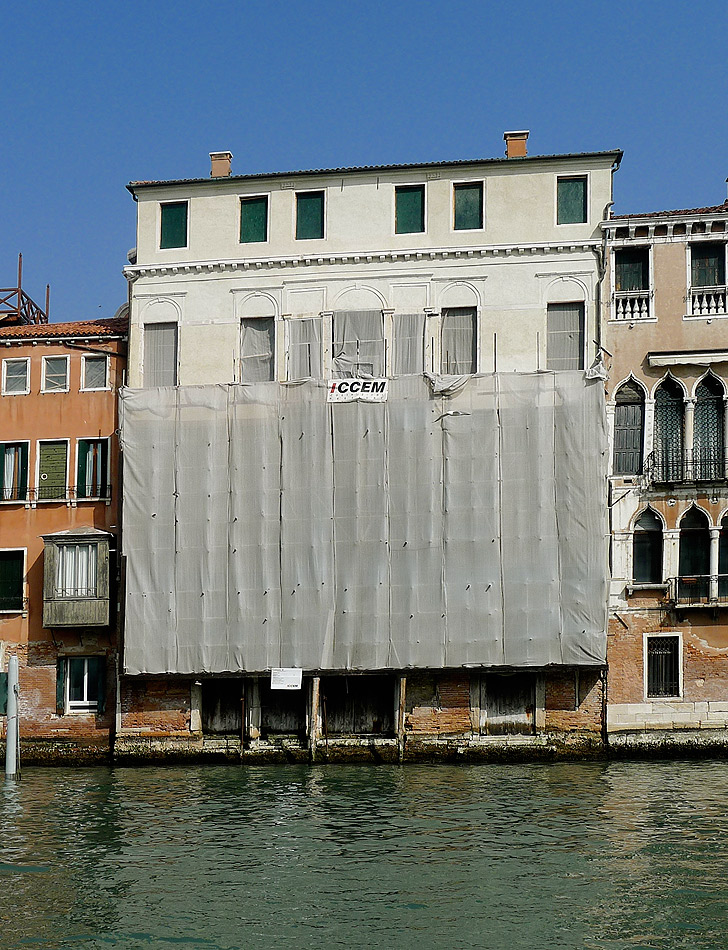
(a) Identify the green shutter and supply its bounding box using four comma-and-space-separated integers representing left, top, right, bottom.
77, 440, 89, 499
38, 441, 67, 499
160, 202, 188, 249
692, 244, 725, 287
0, 672, 7, 717
18, 442, 28, 498
87, 657, 106, 714
296, 192, 324, 240
0, 552, 23, 611
557, 177, 587, 224
454, 183, 483, 230
615, 248, 649, 291
56, 658, 67, 715
396, 185, 425, 233
240, 196, 268, 243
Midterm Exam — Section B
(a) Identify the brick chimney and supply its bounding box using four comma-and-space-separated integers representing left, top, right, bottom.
210, 151, 233, 178
503, 131, 529, 158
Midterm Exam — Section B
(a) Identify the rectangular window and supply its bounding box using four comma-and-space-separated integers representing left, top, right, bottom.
42, 356, 69, 392
0, 550, 24, 611
56, 543, 98, 598
77, 439, 109, 499
546, 303, 585, 370
287, 318, 322, 380
332, 311, 385, 377
647, 636, 680, 698
393, 313, 426, 375
2, 358, 29, 395
395, 185, 425, 234
38, 441, 68, 500
1, 443, 28, 501
295, 191, 325, 240
557, 176, 587, 224
240, 195, 268, 243
691, 243, 725, 287
144, 323, 178, 387
160, 201, 188, 249
615, 248, 649, 292
453, 182, 483, 231
66, 656, 104, 711
441, 308, 476, 375
82, 355, 108, 390
240, 318, 275, 382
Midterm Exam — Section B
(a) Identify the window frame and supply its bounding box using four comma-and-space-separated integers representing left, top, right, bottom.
294, 189, 326, 241
2, 357, 30, 395
41, 355, 70, 393
55, 541, 100, 599
452, 180, 484, 233
80, 354, 109, 391
0, 548, 26, 614
439, 307, 478, 375
285, 316, 323, 381
556, 174, 589, 226
159, 200, 189, 250
64, 656, 105, 713
644, 632, 682, 700
239, 193, 270, 244
546, 301, 586, 371
75, 437, 110, 500
36, 438, 70, 502
143, 321, 179, 387
394, 183, 426, 235
0, 441, 30, 503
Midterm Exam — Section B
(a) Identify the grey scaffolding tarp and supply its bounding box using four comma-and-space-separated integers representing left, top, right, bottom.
120, 373, 608, 675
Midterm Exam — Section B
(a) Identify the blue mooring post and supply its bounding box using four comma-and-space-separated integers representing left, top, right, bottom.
5, 656, 19, 780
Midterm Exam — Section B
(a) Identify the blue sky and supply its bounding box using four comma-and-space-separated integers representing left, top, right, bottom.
2, 0, 727, 322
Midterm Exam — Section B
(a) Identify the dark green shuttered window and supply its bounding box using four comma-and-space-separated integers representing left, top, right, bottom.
557, 177, 587, 224
395, 185, 425, 234
615, 248, 649, 292
296, 191, 324, 240
160, 201, 188, 249
0, 551, 24, 611
0, 442, 28, 501
240, 196, 268, 243
77, 439, 109, 499
454, 182, 483, 230
691, 243, 725, 287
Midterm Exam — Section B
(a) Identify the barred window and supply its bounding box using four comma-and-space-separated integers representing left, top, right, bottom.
647, 636, 680, 698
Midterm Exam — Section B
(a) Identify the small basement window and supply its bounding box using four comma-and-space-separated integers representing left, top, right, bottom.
646, 636, 680, 698
58, 656, 106, 714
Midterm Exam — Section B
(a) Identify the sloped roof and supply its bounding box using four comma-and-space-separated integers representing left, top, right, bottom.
612, 200, 728, 220
0, 316, 128, 340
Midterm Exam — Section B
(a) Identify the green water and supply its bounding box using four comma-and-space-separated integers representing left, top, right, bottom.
0, 762, 727, 949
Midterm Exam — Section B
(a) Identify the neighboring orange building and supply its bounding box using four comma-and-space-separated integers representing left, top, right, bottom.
0, 303, 127, 762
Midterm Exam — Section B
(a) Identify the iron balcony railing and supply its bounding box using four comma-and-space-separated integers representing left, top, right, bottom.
668, 575, 728, 606
0, 485, 112, 503
643, 452, 728, 484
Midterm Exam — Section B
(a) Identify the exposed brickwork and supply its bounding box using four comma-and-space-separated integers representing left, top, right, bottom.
545, 669, 603, 733
120, 677, 191, 735
404, 672, 472, 736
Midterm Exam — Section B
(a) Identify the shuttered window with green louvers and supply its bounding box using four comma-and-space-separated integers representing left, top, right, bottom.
395, 185, 425, 234
160, 201, 188, 249
296, 191, 324, 240
77, 439, 109, 499
557, 176, 587, 224
454, 182, 483, 230
240, 196, 268, 243
0, 551, 24, 611
691, 243, 725, 287
615, 248, 649, 291
38, 441, 68, 500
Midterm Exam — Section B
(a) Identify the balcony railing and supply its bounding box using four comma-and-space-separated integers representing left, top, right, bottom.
0, 485, 112, 503
691, 286, 727, 317
614, 291, 651, 321
669, 575, 728, 606
644, 452, 727, 484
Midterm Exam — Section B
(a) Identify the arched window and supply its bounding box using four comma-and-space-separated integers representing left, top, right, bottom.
613, 380, 645, 475
678, 507, 710, 601
654, 378, 684, 482
694, 375, 724, 480
633, 508, 663, 583
719, 513, 728, 598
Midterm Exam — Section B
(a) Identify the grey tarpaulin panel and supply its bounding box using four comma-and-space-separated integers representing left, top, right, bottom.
120, 373, 607, 674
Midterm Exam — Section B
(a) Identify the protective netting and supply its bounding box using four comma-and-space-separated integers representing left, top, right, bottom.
120, 373, 607, 674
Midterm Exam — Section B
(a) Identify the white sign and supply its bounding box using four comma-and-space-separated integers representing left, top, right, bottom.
271, 668, 303, 690
327, 379, 388, 403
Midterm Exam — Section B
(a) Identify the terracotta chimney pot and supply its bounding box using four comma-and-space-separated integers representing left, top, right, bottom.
503, 131, 529, 159
210, 151, 233, 177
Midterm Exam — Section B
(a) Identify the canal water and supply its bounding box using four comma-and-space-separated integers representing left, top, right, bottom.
1, 762, 727, 949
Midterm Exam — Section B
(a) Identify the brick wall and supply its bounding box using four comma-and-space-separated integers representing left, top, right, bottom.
545, 669, 603, 733
120, 677, 191, 734
404, 672, 472, 736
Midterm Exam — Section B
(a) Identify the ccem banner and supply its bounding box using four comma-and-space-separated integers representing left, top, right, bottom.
327, 379, 388, 402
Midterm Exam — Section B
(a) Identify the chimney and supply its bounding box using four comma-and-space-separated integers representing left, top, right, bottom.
503, 131, 529, 159
210, 151, 233, 178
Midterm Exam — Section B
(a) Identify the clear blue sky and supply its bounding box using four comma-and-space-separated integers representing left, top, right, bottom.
2, 0, 727, 323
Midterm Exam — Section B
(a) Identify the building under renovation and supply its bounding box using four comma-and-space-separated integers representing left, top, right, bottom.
117, 133, 621, 760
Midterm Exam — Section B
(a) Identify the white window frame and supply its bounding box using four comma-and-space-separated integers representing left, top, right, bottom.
36, 438, 70, 502
684, 239, 728, 320
643, 631, 683, 700
555, 173, 590, 227
610, 244, 655, 323
55, 541, 99, 599
0, 440, 30, 503
294, 188, 327, 241
41, 355, 70, 393
437, 307, 480, 375
80, 354, 109, 391
239, 193, 270, 245
65, 655, 103, 712
142, 322, 179, 387
394, 182, 427, 236
0, 547, 26, 614
159, 199, 189, 250
75, 436, 111, 500
451, 179, 485, 233
285, 316, 323, 381
2, 357, 30, 395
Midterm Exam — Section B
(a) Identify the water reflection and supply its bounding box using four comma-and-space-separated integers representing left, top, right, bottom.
0, 762, 727, 949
